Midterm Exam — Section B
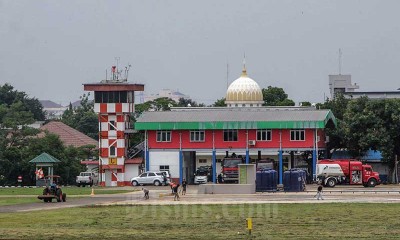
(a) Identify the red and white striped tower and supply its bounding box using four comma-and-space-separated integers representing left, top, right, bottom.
84, 65, 144, 186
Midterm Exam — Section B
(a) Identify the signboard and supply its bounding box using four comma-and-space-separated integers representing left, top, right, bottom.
109, 158, 117, 165
239, 165, 247, 184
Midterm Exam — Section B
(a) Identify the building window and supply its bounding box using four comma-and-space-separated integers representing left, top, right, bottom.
109, 120, 116, 130
199, 159, 207, 163
257, 129, 272, 141
224, 130, 238, 141
157, 131, 171, 142
94, 91, 128, 103
109, 146, 116, 156
190, 130, 205, 142
160, 165, 170, 172
290, 130, 305, 141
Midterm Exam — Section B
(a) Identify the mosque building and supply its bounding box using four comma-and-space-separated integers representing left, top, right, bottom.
135, 64, 336, 185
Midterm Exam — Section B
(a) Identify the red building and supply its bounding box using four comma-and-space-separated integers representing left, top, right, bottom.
135, 66, 336, 184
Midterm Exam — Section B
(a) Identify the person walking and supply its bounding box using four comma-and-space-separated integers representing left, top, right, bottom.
314, 185, 324, 200
173, 183, 180, 201
142, 188, 149, 200
182, 179, 187, 195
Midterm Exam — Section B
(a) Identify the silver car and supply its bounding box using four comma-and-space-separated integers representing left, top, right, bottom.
130, 171, 170, 186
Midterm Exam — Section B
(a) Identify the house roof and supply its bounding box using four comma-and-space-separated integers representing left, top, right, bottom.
135, 107, 336, 130
40, 100, 63, 108
40, 121, 98, 148
29, 152, 61, 163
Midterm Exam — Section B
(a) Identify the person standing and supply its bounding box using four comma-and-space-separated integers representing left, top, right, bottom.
315, 185, 324, 200
182, 179, 187, 195
173, 183, 180, 201
142, 188, 149, 200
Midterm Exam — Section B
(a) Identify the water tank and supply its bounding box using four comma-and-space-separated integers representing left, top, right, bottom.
283, 169, 306, 192
256, 169, 277, 192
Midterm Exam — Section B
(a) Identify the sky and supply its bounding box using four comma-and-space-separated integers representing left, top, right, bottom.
1, 0, 400, 106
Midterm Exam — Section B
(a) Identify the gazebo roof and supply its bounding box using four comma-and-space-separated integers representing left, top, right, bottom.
29, 152, 61, 164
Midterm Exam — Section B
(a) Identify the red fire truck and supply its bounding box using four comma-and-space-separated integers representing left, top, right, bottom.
221, 157, 244, 183
316, 159, 381, 187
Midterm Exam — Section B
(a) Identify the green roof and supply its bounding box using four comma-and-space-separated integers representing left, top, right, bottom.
135, 107, 337, 130
29, 152, 61, 163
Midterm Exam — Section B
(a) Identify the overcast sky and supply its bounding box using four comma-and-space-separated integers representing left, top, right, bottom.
1, 0, 399, 106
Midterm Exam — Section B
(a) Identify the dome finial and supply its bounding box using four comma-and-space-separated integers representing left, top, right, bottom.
241, 52, 247, 77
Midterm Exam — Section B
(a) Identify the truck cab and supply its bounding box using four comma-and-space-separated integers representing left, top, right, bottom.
221, 157, 244, 183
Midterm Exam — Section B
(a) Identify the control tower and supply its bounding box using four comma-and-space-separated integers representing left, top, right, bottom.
84, 65, 144, 186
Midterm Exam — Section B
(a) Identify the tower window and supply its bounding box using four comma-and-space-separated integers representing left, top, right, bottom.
110, 146, 116, 156
109, 121, 116, 130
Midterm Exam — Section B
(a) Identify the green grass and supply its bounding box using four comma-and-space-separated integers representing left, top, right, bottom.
0, 197, 39, 206
0, 203, 399, 239
0, 187, 134, 196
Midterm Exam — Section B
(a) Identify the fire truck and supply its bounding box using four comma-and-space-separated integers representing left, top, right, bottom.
221, 157, 244, 183
316, 159, 381, 187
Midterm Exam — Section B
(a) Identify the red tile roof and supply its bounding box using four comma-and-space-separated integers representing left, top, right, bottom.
40, 121, 98, 148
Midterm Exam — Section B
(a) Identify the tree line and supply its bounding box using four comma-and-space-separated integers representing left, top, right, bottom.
0, 84, 88, 185
2, 82, 400, 184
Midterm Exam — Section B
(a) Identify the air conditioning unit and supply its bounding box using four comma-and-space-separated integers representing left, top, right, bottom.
248, 140, 256, 146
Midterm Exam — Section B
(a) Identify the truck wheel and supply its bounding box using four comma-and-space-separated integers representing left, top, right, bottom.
131, 181, 139, 186
326, 178, 336, 187
368, 178, 377, 187
43, 199, 48, 203
56, 197, 61, 202
154, 180, 161, 186
62, 193, 67, 202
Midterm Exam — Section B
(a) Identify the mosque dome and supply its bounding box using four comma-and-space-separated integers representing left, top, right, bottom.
225, 67, 264, 107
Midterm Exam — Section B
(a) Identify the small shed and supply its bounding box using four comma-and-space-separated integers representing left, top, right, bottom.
29, 152, 61, 186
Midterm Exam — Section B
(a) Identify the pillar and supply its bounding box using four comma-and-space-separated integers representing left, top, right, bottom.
279, 150, 283, 185
212, 150, 216, 183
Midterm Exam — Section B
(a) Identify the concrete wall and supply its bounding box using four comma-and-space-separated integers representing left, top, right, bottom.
124, 164, 140, 182
149, 151, 180, 179
198, 184, 256, 194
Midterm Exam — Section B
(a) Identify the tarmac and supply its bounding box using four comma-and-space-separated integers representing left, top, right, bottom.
2, 184, 400, 213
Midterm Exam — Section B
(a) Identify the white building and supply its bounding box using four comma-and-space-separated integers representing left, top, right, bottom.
144, 89, 190, 103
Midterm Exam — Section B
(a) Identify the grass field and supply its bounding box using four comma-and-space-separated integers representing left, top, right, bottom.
0, 187, 135, 206
0, 187, 134, 196
0, 203, 399, 239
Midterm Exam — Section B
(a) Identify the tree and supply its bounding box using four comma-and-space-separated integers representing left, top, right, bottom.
61, 94, 98, 140
262, 86, 295, 106
0, 84, 45, 121
319, 93, 350, 154
299, 101, 311, 107
177, 98, 205, 107
213, 98, 227, 107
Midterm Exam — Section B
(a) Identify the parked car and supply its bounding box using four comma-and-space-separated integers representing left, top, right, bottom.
76, 172, 98, 187
130, 171, 170, 186
194, 168, 209, 184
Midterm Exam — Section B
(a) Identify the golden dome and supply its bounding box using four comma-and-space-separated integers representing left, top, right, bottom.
225, 67, 264, 107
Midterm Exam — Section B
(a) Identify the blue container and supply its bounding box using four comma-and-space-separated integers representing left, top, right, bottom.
283, 169, 306, 192
256, 169, 277, 192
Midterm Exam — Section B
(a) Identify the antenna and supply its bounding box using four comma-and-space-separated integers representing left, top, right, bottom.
338, 48, 342, 75
243, 52, 246, 70
226, 60, 229, 89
